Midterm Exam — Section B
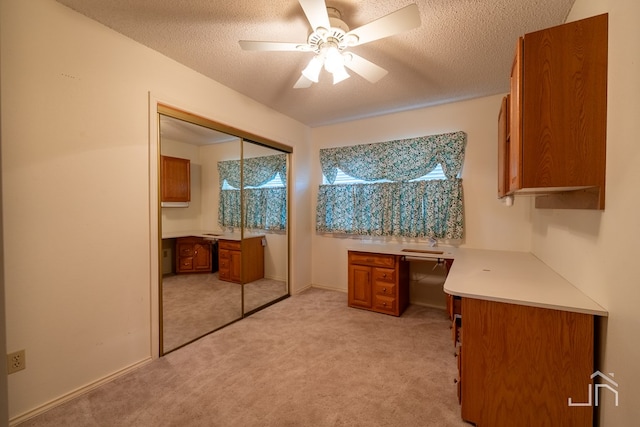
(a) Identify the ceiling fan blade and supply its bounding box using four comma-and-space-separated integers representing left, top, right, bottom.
298, 0, 330, 31
239, 40, 308, 52
293, 74, 314, 89
347, 3, 421, 46
344, 53, 388, 83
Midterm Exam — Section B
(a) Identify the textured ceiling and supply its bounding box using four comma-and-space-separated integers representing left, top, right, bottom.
55, 0, 575, 127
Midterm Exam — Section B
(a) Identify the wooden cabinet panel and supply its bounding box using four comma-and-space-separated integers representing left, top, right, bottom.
161, 156, 190, 202
509, 38, 523, 194
229, 250, 242, 283
460, 298, 594, 426
347, 251, 408, 316
217, 237, 264, 284
497, 95, 510, 198
348, 264, 372, 309
500, 14, 608, 209
176, 237, 211, 274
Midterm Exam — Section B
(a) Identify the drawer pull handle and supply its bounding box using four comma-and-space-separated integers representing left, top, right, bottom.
383, 287, 387, 292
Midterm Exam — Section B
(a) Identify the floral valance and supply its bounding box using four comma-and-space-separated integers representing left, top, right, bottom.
320, 131, 466, 184
218, 154, 287, 189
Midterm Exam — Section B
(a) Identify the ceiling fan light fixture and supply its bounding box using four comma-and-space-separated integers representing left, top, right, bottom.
302, 55, 323, 82
345, 33, 359, 46
315, 26, 329, 38
323, 45, 344, 73
332, 63, 350, 84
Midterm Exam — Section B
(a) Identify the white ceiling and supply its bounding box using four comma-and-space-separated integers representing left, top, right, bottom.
55, 0, 575, 127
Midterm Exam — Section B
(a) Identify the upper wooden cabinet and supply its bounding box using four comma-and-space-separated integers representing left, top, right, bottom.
161, 155, 191, 203
500, 14, 608, 209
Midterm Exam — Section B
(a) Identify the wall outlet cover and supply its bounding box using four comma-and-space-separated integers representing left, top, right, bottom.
7, 350, 26, 374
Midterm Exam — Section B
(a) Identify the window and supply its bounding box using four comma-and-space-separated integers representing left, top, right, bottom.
223, 174, 285, 190
323, 164, 447, 185
218, 154, 287, 230
316, 132, 466, 239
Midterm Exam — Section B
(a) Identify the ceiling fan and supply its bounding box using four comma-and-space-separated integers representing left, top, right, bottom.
239, 0, 421, 88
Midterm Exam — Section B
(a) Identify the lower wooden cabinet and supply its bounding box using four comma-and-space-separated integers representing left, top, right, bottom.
460, 297, 594, 426
176, 237, 212, 273
347, 251, 409, 316
218, 237, 264, 284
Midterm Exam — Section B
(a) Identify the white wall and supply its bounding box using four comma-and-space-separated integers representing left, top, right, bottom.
0, 0, 310, 421
531, 0, 640, 424
310, 95, 533, 306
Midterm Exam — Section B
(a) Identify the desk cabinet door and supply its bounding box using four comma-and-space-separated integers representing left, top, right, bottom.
348, 264, 372, 309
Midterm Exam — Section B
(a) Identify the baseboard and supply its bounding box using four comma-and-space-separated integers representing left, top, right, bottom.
10, 357, 153, 426
410, 300, 447, 310
309, 284, 346, 293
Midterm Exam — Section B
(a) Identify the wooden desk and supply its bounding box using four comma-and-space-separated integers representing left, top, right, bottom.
444, 249, 607, 427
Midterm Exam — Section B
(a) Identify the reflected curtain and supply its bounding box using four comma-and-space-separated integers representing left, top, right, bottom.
218, 154, 287, 230
316, 132, 466, 239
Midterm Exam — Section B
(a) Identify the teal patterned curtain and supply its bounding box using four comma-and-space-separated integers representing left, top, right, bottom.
316, 132, 466, 239
218, 154, 287, 230
320, 131, 466, 183
217, 154, 287, 188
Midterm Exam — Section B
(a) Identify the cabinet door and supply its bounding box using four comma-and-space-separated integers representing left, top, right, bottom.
161, 155, 191, 202
348, 264, 372, 309
192, 241, 211, 272
508, 38, 523, 193
521, 14, 607, 193
461, 298, 594, 426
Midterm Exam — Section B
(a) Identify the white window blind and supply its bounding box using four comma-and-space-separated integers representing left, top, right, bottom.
322, 164, 447, 185
222, 174, 285, 190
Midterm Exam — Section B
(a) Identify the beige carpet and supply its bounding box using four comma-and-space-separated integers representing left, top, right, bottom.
162, 273, 287, 352
20, 288, 468, 427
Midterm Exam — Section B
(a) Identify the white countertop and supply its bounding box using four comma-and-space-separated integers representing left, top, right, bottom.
348, 244, 607, 317
347, 242, 456, 260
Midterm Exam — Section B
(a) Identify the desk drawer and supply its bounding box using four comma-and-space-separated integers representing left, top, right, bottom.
349, 252, 395, 268
219, 240, 241, 251
373, 281, 396, 297
373, 267, 396, 283
373, 295, 397, 314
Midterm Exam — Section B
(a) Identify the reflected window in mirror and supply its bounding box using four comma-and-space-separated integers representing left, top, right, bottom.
218, 153, 287, 231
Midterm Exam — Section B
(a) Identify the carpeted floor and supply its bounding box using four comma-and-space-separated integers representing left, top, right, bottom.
162, 273, 287, 352
19, 288, 469, 427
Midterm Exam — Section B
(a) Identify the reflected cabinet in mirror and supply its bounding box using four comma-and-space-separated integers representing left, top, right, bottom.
158, 107, 291, 355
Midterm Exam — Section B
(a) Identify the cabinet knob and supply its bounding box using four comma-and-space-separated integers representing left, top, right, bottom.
383, 287, 387, 292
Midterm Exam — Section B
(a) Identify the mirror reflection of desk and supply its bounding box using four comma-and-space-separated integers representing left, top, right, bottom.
218, 236, 265, 284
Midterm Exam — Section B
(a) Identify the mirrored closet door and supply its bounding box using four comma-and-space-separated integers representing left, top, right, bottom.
241, 140, 289, 314
158, 107, 290, 355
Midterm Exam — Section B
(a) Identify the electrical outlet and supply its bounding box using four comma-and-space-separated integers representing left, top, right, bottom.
7, 350, 26, 374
